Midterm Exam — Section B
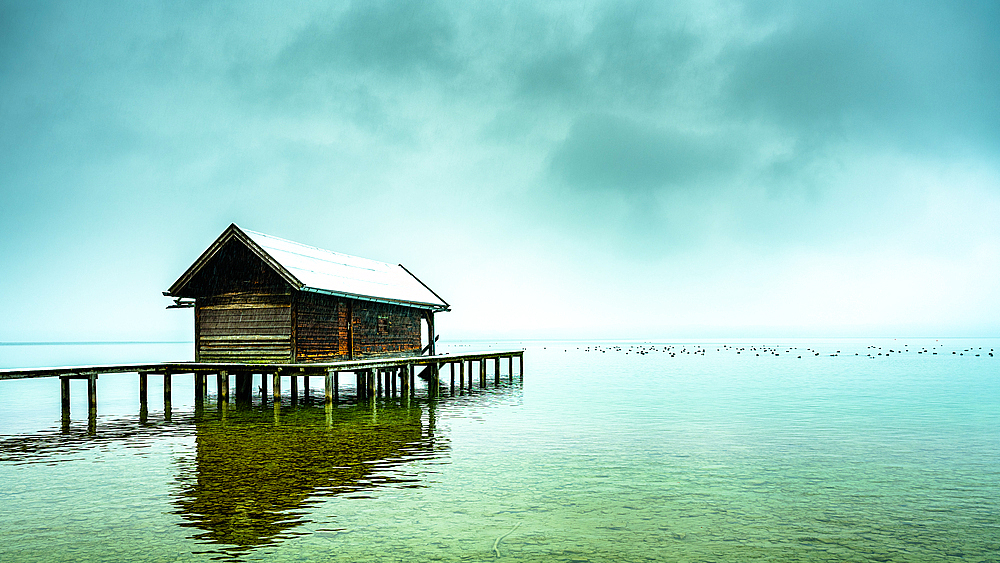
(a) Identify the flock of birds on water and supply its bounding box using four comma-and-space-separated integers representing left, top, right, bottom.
549, 343, 995, 359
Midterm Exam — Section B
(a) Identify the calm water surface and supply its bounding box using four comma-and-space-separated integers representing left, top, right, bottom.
1, 339, 998, 562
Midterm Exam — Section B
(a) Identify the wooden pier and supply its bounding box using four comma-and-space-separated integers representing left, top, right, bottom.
0, 350, 524, 416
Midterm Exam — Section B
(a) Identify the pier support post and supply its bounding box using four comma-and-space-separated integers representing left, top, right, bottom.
86, 375, 98, 414
303, 375, 310, 401
272, 372, 281, 404
139, 373, 148, 407
480, 360, 486, 387
218, 370, 229, 404
235, 372, 251, 406
494, 358, 500, 385
509, 356, 514, 382
60, 376, 71, 414
450, 363, 455, 395
260, 373, 268, 404
324, 369, 333, 406
194, 373, 204, 405
291, 374, 298, 405
163, 372, 172, 416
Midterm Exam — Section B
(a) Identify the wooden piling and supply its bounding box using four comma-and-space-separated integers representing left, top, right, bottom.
494, 358, 500, 385
139, 373, 148, 407
480, 360, 486, 387
60, 377, 70, 414
235, 372, 251, 405
163, 372, 172, 408
303, 375, 309, 400
450, 363, 455, 395
194, 373, 204, 404
272, 372, 281, 403
219, 370, 229, 404
290, 374, 298, 405
324, 369, 333, 405
508, 356, 514, 382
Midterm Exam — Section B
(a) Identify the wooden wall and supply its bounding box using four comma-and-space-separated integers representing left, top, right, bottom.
294, 293, 422, 361
293, 292, 347, 362
344, 299, 422, 359
197, 291, 293, 363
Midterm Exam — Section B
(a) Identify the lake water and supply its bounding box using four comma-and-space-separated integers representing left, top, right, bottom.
1, 339, 998, 562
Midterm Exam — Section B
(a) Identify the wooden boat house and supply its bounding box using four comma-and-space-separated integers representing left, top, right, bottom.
164, 224, 449, 363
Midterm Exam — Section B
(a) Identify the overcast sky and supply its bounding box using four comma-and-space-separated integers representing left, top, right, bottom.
1, 0, 998, 342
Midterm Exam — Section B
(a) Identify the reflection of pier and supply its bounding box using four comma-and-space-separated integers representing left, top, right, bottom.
0, 350, 524, 420
0, 386, 524, 555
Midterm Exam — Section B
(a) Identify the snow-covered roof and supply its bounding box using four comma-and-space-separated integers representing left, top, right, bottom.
167, 224, 449, 311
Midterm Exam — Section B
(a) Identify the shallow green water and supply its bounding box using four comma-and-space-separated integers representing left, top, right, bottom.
1, 339, 998, 562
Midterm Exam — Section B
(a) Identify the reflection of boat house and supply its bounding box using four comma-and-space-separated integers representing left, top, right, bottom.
165, 224, 449, 363
174, 405, 443, 550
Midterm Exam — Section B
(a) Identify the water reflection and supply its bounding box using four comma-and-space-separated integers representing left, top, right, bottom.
0, 381, 524, 558
172, 402, 446, 554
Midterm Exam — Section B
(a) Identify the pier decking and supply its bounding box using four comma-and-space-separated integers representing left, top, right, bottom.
0, 350, 524, 416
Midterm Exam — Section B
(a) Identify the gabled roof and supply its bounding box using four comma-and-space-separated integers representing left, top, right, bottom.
166, 224, 449, 311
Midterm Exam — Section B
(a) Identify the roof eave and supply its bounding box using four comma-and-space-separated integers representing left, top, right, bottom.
300, 286, 450, 312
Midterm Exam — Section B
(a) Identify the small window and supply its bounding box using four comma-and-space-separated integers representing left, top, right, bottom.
377, 317, 389, 335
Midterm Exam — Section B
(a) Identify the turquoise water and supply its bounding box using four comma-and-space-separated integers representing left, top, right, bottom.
1, 339, 998, 562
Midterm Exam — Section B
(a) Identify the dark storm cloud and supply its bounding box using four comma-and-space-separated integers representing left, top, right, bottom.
549, 114, 738, 192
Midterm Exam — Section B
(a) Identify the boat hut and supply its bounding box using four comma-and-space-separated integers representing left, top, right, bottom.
164, 224, 449, 363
